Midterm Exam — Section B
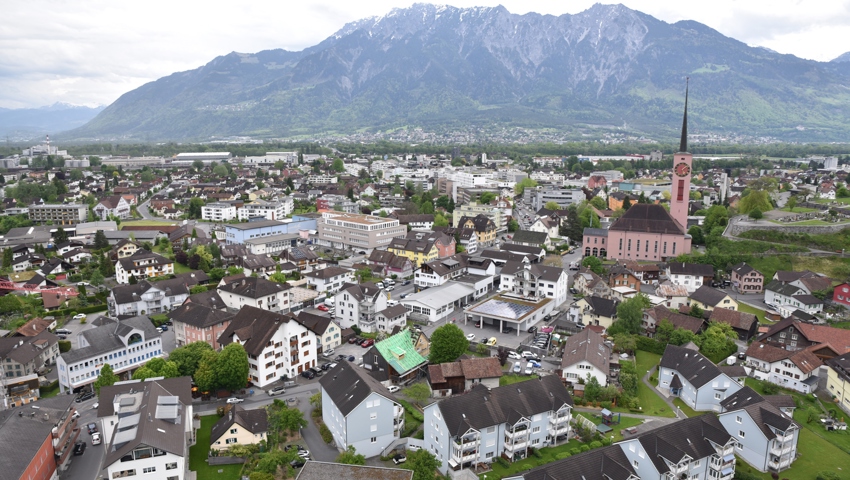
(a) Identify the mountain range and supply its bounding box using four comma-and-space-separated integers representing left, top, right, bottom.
65, 3, 850, 143
0, 103, 103, 142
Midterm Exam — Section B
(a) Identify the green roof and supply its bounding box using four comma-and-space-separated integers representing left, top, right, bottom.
374, 329, 428, 375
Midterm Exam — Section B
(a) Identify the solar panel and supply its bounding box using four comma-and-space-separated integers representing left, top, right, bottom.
157, 395, 179, 405
155, 404, 180, 420
470, 300, 535, 320
117, 413, 141, 429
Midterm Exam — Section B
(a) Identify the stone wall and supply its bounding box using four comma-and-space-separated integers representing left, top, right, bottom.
728, 221, 850, 237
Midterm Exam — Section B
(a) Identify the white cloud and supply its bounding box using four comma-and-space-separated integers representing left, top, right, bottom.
1, 0, 848, 108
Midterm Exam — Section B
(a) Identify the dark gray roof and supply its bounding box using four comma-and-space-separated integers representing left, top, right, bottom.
185, 288, 227, 309
377, 304, 408, 319
721, 387, 797, 439
436, 375, 573, 437
583, 296, 618, 318
226, 220, 286, 230
117, 250, 173, 272
319, 360, 398, 416
609, 203, 685, 235
218, 276, 290, 299
167, 303, 233, 329
295, 462, 412, 480
303, 266, 352, 280
338, 282, 382, 302
500, 243, 545, 256
211, 405, 268, 443
523, 444, 634, 480
61, 316, 161, 364
731, 262, 759, 277
560, 328, 610, 373
0, 330, 59, 365
111, 279, 189, 304
582, 227, 609, 237
668, 262, 715, 277
764, 280, 804, 296
292, 311, 333, 335
0, 395, 76, 480
689, 285, 730, 307
636, 414, 733, 474
217, 306, 293, 356
659, 344, 726, 389
510, 230, 549, 245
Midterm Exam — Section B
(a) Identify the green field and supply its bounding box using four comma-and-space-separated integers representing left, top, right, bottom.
189, 415, 243, 480
173, 262, 193, 274
616, 352, 675, 418
737, 302, 770, 325
672, 398, 700, 418
499, 374, 539, 386
813, 197, 850, 205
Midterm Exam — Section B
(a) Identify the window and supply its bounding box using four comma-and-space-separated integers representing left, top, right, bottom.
633, 460, 639, 467
371, 412, 377, 420
143, 467, 156, 474
739, 431, 746, 438
371, 425, 378, 432
736, 416, 742, 424
532, 426, 540, 433
371, 437, 377, 443
715, 393, 722, 400
230, 428, 238, 434
165, 463, 177, 470
485, 452, 494, 459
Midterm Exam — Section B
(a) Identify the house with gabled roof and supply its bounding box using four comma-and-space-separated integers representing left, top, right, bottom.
560, 328, 611, 386
757, 319, 850, 357
115, 250, 174, 284
689, 285, 738, 312
423, 375, 574, 474
641, 305, 706, 338
731, 262, 764, 295
333, 282, 387, 332
168, 302, 233, 349
217, 276, 292, 313
319, 360, 404, 458
718, 386, 800, 473
666, 262, 715, 293
362, 328, 428, 385
210, 405, 268, 451
572, 296, 618, 330
743, 341, 822, 393
291, 310, 343, 352
658, 344, 744, 411
428, 356, 503, 395
709, 307, 759, 341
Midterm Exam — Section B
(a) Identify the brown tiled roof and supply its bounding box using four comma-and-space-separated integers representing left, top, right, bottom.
709, 307, 758, 331
459, 357, 503, 379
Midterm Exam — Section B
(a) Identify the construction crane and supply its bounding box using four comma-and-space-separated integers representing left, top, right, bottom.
0, 281, 79, 296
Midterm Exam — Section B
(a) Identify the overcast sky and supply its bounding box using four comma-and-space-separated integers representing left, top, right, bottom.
2, 0, 848, 109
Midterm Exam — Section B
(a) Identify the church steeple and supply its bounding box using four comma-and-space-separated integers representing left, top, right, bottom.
679, 78, 689, 153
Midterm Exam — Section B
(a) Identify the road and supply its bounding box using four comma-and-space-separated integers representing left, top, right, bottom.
62, 394, 107, 480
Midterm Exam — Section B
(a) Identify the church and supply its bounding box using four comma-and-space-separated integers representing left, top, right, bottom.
582, 86, 693, 261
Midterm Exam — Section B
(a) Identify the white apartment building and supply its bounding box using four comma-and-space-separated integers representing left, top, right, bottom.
333, 283, 388, 332
450, 171, 495, 202
202, 202, 237, 221
217, 276, 292, 313
307, 175, 337, 184
107, 279, 190, 316
218, 306, 319, 387
316, 212, 407, 250
237, 198, 293, 221
744, 342, 822, 394
304, 266, 355, 295
499, 262, 569, 306
452, 202, 504, 232
57, 316, 164, 393
115, 251, 174, 284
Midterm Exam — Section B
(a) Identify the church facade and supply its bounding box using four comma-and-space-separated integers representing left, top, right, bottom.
582, 85, 693, 261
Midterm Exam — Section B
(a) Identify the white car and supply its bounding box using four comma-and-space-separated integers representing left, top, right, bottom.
521, 351, 537, 359
323, 349, 335, 358
524, 362, 534, 375
388, 385, 400, 393
507, 351, 522, 360
465, 333, 476, 341
73, 314, 87, 321
226, 397, 244, 404
91, 432, 102, 445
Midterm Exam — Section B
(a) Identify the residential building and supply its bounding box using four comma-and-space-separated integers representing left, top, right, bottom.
316, 212, 406, 250
217, 306, 319, 387
333, 282, 388, 332
666, 263, 715, 293
499, 262, 569, 306
237, 198, 293, 221
428, 357, 503, 395
97, 377, 193, 480
608, 264, 641, 291
655, 283, 690, 311
763, 280, 824, 317
414, 254, 495, 290
395, 214, 435, 231
572, 270, 612, 299
423, 375, 574, 474
456, 215, 497, 247
304, 267, 355, 295
757, 319, 850, 358
107, 278, 190, 316
510, 230, 549, 248
291, 311, 343, 353
689, 285, 738, 312
27, 203, 87, 225
225, 219, 289, 244
319, 361, 404, 458
56, 316, 163, 393
744, 342, 822, 393
281, 246, 320, 272
571, 296, 618, 330
217, 276, 292, 313
641, 305, 705, 338
718, 386, 800, 473
375, 305, 409, 333
168, 303, 234, 349
658, 345, 744, 411
210, 405, 267, 451
832, 282, 850, 309
93, 195, 132, 220
362, 329, 428, 384
387, 237, 438, 268
560, 329, 611, 386
826, 352, 850, 415
731, 263, 764, 295
110, 239, 142, 260
0, 395, 79, 480
527, 187, 585, 210
202, 202, 237, 221
709, 308, 759, 342
452, 201, 504, 231
0, 330, 61, 384
115, 250, 174, 284
367, 250, 415, 279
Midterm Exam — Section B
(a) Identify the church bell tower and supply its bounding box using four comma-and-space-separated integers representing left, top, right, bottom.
669, 80, 692, 231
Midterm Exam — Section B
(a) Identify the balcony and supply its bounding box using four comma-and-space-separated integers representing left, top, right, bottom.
668, 462, 688, 475
453, 435, 480, 448
505, 424, 529, 438
710, 454, 735, 471
768, 458, 793, 471
451, 448, 478, 463
503, 439, 528, 453
769, 443, 793, 457
774, 431, 794, 443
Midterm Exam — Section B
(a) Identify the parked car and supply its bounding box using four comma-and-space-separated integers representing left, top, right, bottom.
72, 411, 81, 419
466, 333, 476, 341
527, 326, 537, 334
393, 453, 407, 465
73, 313, 87, 321
544, 314, 552, 321
226, 397, 244, 404
400, 293, 410, 299
322, 349, 335, 358
485, 337, 497, 346
73, 441, 86, 456
317, 304, 329, 312
502, 327, 514, 334
336, 354, 347, 361
524, 362, 534, 375
512, 362, 522, 373
403, 280, 411, 286
160, 325, 168, 331
569, 287, 579, 294
76, 391, 95, 403
521, 351, 537, 359
386, 286, 395, 291
360, 339, 374, 348
507, 351, 521, 360
528, 360, 542, 368
267, 386, 287, 396
87, 422, 99, 434
290, 459, 306, 468
347, 355, 356, 362
308, 367, 324, 377
301, 370, 315, 379
91, 432, 102, 445
297, 449, 311, 458
326, 362, 338, 370
348, 337, 359, 344
388, 385, 400, 393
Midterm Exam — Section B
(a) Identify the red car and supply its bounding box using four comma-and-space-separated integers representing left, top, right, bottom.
361, 339, 374, 348
317, 304, 329, 312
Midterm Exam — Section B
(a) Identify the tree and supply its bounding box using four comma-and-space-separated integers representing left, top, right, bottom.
188, 197, 204, 219
93, 363, 119, 394
544, 201, 561, 210
507, 219, 519, 232
331, 158, 345, 173
169, 341, 214, 377
838, 187, 850, 198
622, 196, 632, 211
402, 383, 432, 406
588, 197, 607, 210
748, 209, 763, 221
786, 195, 798, 212
267, 399, 307, 437
612, 333, 637, 354
93, 230, 109, 250
479, 192, 496, 204
514, 178, 538, 196
403, 449, 442, 480
609, 294, 650, 335
90, 270, 104, 286
581, 256, 604, 275
216, 343, 250, 391
578, 207, 600, 229
687, 226, 705, 245
584, 373, 602, 402
429, 324, 469, 364
699, 322, 738, 362
193, 350, 219, 392
336, 445, 366, 465
192, 159, 204, 171
689, 304, 704, 318
738, 190, 772, 214
433, 213, 449, 228
213, 164, 228, 177
2, 248, 11, 268
702, 205, 729, 232
54, 227, 69, 244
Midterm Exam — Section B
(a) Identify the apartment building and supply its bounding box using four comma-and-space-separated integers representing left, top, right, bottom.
387, 237, 438, 268
304, 266, 355, 295
217, 276, 292, 313
731, 262, 764, 295
316, 212, 406, 250
666, 263, 715, 293
320, 361, 405, 458
658, 345, 744, 411
202, 202, 237, 221
98, 377, 193, 480
415, 254, 495, 289
452, 202, 504, 232
499, 261, 569, 306
526, 187, 585, 210
424, 375, 573, 475
168, 303, 234, 349
57, 316, 164, 393
0, 330, 61, 385
333, 282, 388, 332
744, 342, 822, 394
27, 203, 87, 225
217, 306, 319, 387
237, 198, 293, 221
826, 352, 850, 415
93, 195, 132, 220
115, 250, 175, 284
107, 278, 190, 316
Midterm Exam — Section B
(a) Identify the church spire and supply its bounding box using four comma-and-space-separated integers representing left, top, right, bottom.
679, 77, 689, 153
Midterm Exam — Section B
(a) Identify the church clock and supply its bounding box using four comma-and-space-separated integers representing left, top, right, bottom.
675, 162, 691, 177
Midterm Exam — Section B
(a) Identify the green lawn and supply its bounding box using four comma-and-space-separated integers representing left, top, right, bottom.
575, 413, 644, 442
119, 220, 178, 229
189, 415, 243, 480
40, 381, 60, 399
617, 352, 675, 418
500, 374, 539, 386
776, 206, 819, 213
770, 219, 850, 226
173, 262, 193, 274
813, 197, 850, 204
672, 398, 699, 418
737, 302, 770, 325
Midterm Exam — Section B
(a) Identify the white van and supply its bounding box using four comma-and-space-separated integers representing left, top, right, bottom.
324, 297, 335, 307
387, 300, 399, 307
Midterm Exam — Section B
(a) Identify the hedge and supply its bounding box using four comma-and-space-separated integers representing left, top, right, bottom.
52, 304, 108, 318
398, 399, 425, 422
636, 336, 666, 355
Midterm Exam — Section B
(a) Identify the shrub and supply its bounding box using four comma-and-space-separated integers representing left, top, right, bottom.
496, 456, 510, 468
589, 441, 603, 450
398, 399, 425, 422
570, 448, 581, 456
555, 452, 571, 460
815, 473, 841, 480
532, 448, 542, 458
319, 422, 333, 444
580, 444, 591, 452
601, 401, 612, 410
58, 340, 71, 353
733, 471, 764, 480
770, 473, 779, 480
